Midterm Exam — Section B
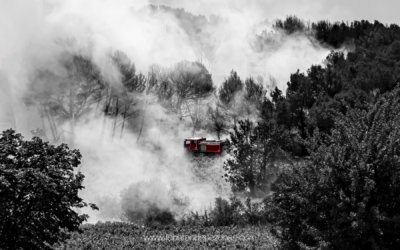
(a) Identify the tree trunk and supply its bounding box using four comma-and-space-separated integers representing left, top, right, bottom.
137, 98, 148, 143
177, 97, 183, 120
120, 104, 127, 139
43, 105, 58, 142
38, 106, 48, 140
136, 112, 145, 143
112, 97, 119, 139
101, 91, 112, 141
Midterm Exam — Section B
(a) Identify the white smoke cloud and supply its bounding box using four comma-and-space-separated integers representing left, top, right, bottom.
0, 0, 333, 222
73, 98, 230, 222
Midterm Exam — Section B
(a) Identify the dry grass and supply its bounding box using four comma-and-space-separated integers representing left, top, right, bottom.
57, 222, 279, 249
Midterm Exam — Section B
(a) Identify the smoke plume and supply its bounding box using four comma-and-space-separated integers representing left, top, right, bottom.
0, 0, 331, 222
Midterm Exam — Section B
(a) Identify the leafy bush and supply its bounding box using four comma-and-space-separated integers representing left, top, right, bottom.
210, 197, 243, 226
224, 115, 287, 197
145, 207, 176, 227
270, 88, 400, 249
0, 129, 96, 249
243, 197, 267, 225
207, 196, 267, 226
120, 180, 188, 224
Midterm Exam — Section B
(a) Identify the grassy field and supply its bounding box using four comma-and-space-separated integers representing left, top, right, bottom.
57, 222, 279, 249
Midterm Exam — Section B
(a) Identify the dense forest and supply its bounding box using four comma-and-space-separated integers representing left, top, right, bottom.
222, 16, 400, 249
2, 5, 400, 249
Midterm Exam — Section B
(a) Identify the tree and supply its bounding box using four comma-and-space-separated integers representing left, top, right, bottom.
0, 129, 97, 249
218, 70, 243, 107
224, 120, 256, 195
104, 51, 145, 138
218, 71, 244, 126
169, 61, 214, 112
274, 15, 306, 34
270, 88, 400, 249
241, 77, 266, 118
26, 53, 105, 144
244, 77, 265, 106
207, 105, 227, 139
170, 61, 214, 101
254, 99, 290, 187
270, 87, 290, 126
146, 64, 174, 102
168, 61, 214, 134
224, 114, 286, 197
111, 50, 146, 93
210, 197, 243, 226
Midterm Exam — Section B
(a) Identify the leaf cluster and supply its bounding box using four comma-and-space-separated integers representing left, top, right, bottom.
0, 130, 95, 249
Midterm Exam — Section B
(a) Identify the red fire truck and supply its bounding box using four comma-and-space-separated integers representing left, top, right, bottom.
184, 137, 223, 155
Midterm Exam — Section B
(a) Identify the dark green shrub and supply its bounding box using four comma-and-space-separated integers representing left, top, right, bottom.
145, 207, 176, 227
0, 129, 96, 250
270, 88, 400, 249
210, 197, 243, 226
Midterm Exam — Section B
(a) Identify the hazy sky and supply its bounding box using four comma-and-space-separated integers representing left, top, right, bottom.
149, 0, 400, 25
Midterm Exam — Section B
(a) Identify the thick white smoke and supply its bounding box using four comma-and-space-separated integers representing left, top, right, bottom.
0, 0, 331, 222
72, 96, 230, 222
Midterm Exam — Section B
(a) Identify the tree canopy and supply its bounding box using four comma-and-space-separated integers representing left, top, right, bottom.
0, 129, 96, 249
270, 88, 400, 249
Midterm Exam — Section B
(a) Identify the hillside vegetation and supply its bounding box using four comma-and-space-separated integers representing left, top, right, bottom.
3, 12, 400, 249
57, 223, 278, 249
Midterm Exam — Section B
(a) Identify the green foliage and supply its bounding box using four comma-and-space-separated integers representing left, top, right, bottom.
15, 11, 400, 249
266, 19, 400, 158
28, 53, 105, 122
243, 197, 267, 225
210, 197, 243, 226
270, 88, 400, 249
147, 61, 214, 128
207, 106, 227, 139
147, 64, 174, 102
145, 207, 176, 227
0, 129, 96, 250
286, 70, 316, 141
112, 50, 146, 93
26, 53, 106, 142
219, 70, 243, 106
312, 20, 400, 49
224, 119, 258, 194
224, 109, 287, 196
312, 21, 350, 48
244, 77, 266, 107
181, 197, 268, 227
274, 16, 306, 34
170, 61, 214, 102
